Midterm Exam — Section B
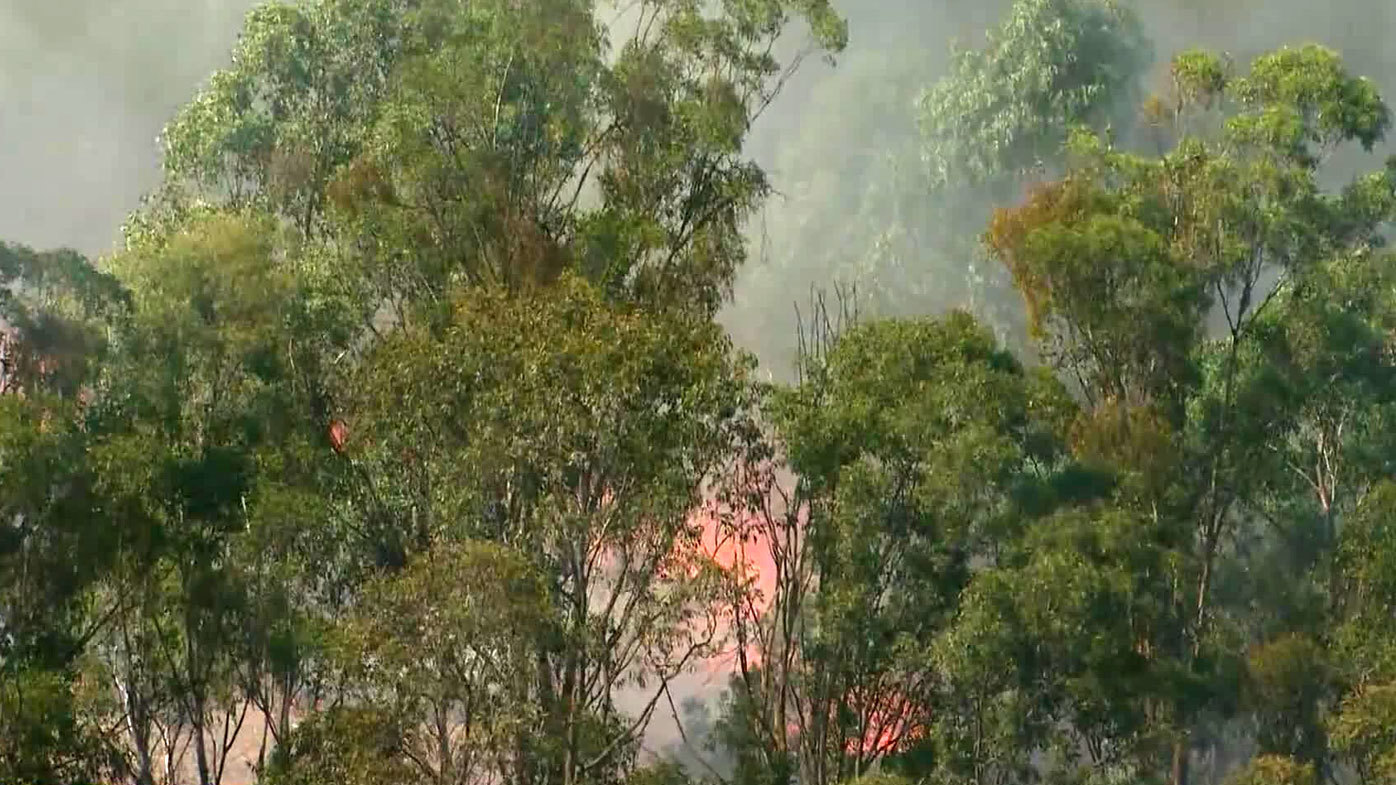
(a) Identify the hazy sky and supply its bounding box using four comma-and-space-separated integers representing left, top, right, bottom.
722, 0, 1396, 374
3, 0, 1393, 258
0, 0, 256, 255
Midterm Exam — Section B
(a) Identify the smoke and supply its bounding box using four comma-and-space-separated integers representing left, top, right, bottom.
706, 1, 1396, 780
0, 0, 256, 256
5, 0, 1395, 324
722, 0, 1396, 377
721, 0, 1015, 379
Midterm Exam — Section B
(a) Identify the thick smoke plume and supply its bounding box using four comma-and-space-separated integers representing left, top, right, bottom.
0, 0, 256, 255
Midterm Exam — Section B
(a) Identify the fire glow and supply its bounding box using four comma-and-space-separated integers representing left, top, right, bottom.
687, 480, 926, 762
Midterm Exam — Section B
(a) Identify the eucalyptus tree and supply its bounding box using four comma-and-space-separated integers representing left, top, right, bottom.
337, 274, 763, 785
710, 308, 1075, 785
955, 43, 1396, 784
94, 0, 849, 781
150, 0, 847, 317
731, 0, 1153, 376
79, 211, 355, 785
0, 241, 131, 784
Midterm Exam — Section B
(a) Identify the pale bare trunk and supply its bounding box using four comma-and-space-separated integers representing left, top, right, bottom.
1171, 738, 1188, 785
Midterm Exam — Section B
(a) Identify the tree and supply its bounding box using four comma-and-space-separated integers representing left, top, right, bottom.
343, 273, 761, 784
317, 540, 551, 785
1222, 755, 1316, 785
151, 0, 847, 317
83, 1, 850, 780
730, 0, 1153, 374
24, 2, 1396, 784
711, 306, 1074, 785
973, 43, 1396, 784
82, 211, 353, 785
920, 0, 1150, 194
260, 706, 415, 785
0, 241, 130, 784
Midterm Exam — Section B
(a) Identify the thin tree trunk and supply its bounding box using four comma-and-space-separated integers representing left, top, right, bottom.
1171, 738, 1189, 785
256, 715, 269, 778
124, 683, 156, 785
194, 715, 211, 785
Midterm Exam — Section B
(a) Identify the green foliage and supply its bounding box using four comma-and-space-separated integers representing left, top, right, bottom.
1331, 481, 1396, 731
734, 0, 1153, 373
348, 272, 756, 553
16, 0, 848, 776
1222, 755, 1316, 785
0, 394, 112, 666
1243, 635, 1331, 766
920, 0, 1150, 192
716, 310, 1073, 785
0, 241, 128, 398
1228, 45, 1389, 162
986, 173, 1207, 409
153, 0, 846, 315
1327, 683, 1396, 782
0, 667, 115, 785
15, 2, 1396, 784
933, 503, 1191, 782
0, 242, 131, 782
71, 208, 358, 785
346, 273, 759, 782
328, 539, 549, 783
262, 707, 415, 785
968, 40, 1396, 785
627, 760, 698, 785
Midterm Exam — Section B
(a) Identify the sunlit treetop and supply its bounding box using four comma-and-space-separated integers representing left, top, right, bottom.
143, 0, 847, 317
985, 43, 1396, 408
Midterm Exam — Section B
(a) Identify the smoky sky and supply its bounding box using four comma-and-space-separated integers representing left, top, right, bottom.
0, 0, 256, 256
4, 0, 1393, 263
724, 0, 1396, 374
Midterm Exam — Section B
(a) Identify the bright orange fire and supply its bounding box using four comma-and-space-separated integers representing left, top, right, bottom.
686, 482, 926, 760
695, 500, 778, 608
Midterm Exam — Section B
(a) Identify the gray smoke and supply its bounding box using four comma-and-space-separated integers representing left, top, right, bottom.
0, 0, 256, 256
722, 0, 1396, 375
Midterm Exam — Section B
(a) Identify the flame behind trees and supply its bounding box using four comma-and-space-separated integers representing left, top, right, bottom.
703, 290, 1076, 784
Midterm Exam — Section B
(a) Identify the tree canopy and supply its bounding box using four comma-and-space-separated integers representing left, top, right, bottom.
6, 2, 1396, 785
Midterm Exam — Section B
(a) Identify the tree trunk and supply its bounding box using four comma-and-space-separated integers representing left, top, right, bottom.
125, 686, 156, 785
256, 716, 268, 779
193, 712, 211, 785
1171, 738, 1189, 785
